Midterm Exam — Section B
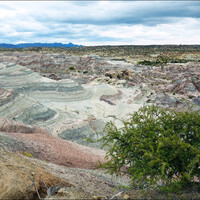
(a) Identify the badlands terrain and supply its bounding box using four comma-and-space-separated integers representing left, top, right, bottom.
0, 45, 200, 199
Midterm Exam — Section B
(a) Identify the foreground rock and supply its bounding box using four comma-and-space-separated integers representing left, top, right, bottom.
0, 146, 132, 199
1, 146, 199, 200
0, 148, 77, 200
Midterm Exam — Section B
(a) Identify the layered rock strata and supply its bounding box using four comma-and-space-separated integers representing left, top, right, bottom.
0, 63, 91, 102
0, 118, 105, 168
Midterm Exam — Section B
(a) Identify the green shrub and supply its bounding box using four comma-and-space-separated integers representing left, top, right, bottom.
188, 95, 194, 99
24, 151, 33, 158
100, 106, 200, 192
138, 58, 189, 66
138, 60, 156, 66
69, 66, 76, 71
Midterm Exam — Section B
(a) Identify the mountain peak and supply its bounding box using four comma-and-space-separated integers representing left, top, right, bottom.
0, 42, 83, 48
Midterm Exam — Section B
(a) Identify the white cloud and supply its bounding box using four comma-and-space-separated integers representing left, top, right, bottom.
0, 1, 199, 45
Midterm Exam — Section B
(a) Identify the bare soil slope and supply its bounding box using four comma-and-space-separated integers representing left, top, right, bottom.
0, 118, 105, 169
0, 148, 76, 200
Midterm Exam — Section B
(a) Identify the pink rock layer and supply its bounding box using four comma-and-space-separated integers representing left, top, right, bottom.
0, 118, 106, 169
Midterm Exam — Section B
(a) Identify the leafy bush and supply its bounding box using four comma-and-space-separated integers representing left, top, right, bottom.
138, 60, 158, 66
100, 106, 200, 192
69, 66, 76, 71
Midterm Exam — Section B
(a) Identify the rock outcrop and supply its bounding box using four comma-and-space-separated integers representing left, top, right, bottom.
0, 148, 74, 200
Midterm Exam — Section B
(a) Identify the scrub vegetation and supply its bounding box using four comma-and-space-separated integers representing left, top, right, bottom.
100, 106, 200, 195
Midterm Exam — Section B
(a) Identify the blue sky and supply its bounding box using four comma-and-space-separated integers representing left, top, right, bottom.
0, 1, 200, 45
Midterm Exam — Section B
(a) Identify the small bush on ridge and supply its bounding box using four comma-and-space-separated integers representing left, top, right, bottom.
69, 66, 76, 71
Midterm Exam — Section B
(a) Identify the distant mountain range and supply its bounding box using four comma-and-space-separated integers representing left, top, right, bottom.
0, 42, 83, 48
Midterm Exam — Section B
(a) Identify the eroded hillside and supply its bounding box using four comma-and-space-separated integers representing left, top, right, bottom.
0, 46, 200, 199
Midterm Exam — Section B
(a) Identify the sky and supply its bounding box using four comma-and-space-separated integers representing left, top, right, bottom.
0, 1, 200, 46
